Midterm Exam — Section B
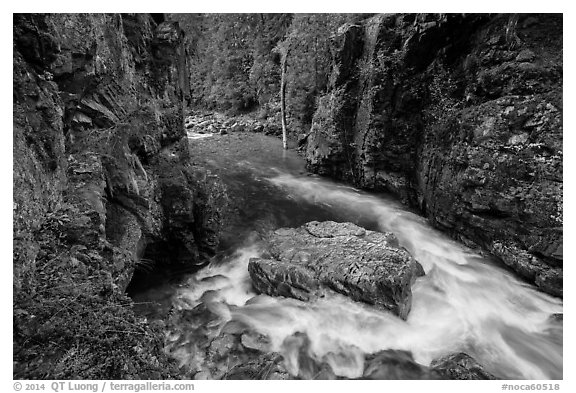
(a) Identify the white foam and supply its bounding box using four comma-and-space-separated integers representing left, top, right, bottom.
172, 172, 563, 379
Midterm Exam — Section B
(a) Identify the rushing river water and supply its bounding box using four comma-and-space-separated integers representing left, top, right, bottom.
133, 131, 562, 380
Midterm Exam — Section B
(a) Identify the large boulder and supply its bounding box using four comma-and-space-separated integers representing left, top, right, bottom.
248, 221, 424, 319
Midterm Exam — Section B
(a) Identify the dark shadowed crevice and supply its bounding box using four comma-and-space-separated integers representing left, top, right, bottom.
125, 239, 202, 297
151, 13, 165, 25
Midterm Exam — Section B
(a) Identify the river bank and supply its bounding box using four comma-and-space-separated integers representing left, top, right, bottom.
13, 14, 223, 379
13, 13, 563, 381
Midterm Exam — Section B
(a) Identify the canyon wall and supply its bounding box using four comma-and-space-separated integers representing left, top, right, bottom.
305, 14, 562, 296
13, 13, 226, 378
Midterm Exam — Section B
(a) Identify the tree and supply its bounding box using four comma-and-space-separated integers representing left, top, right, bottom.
282, 14, 354, 127
276, 42, 290, 149
171, 13, 291, 113
169, 13, 372, 129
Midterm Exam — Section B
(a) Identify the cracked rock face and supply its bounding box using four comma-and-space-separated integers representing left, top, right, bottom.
304, 14, 563, 297
248, 221, 424, 319
13, 13, 224, 379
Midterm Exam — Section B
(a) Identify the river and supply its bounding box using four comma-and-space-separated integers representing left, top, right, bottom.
131, 131, 562, 380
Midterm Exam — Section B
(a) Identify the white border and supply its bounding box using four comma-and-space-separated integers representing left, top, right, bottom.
2, 3, 572, 391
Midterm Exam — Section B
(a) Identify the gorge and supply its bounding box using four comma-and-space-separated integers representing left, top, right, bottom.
13, 13, 562, 380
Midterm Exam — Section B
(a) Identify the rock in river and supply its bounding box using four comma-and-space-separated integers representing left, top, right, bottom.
430, 352, 497, 380
248, 221, 424, 319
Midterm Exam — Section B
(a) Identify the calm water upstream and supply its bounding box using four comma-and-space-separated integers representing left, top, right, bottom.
132, 131, 562, 379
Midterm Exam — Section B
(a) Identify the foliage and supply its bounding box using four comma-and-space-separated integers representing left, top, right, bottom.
282, 14, 351, 126
13, 206, 179, 379
174, 13, 371, 130
180, 14, 291, 114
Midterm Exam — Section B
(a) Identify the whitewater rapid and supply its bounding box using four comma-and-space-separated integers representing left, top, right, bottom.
170, 170, 562, 379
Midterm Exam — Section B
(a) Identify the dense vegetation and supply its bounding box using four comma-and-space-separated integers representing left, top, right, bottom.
14, 12, 562, 380
169, 13, 371, 130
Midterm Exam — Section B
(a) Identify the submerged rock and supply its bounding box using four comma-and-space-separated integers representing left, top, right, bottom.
223, 353, 293, 380
248, 221, 423, 319
190, 324, 496, 380
550, 313, 563, 323
363, 350, 440, 379
279, 332, 339, 380
241, 331, 272, 353
430, 352, 497, 380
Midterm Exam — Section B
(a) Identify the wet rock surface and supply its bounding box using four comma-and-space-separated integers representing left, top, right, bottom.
167, 301, 487, 381
165, 302, 281, 380
15, 12, 562, 381
223, 353, 293, 380
248, 221, 424, 319
430, 352, 497, 380
304, 14, 563, 296
13, 14, 224, 379
363, 350, 441, 379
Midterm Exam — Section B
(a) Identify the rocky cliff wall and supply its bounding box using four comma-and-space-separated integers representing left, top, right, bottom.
13, 13, 225, 378
305, 14, 562, 296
